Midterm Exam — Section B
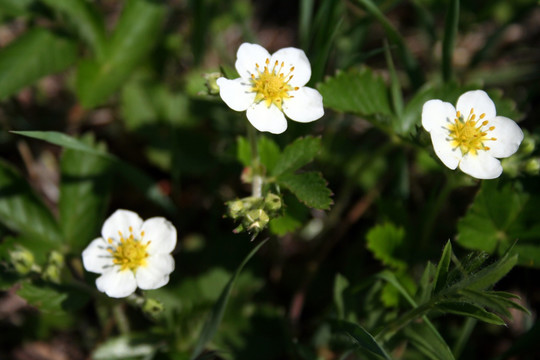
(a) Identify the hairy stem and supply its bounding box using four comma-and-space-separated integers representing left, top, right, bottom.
248, 123, 262, 198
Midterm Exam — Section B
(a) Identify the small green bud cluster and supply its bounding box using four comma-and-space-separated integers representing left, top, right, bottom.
502, 133, 539, 177
42, 251, 65, 284
203, 72, 222, 95
9, 245, 38, 275
226, 193, 282, 236
8, 245, 64, 283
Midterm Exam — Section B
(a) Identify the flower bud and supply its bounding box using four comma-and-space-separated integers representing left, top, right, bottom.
143, 298, 164, 317
245, 209, 269, 231
524, 158, 540, 175
203, 72, 222, 95
264, 193, 282, 212
42, 250, 64, 283
227, 199, 245, 219
519, 135, 535, 155
9, 246, 36, 275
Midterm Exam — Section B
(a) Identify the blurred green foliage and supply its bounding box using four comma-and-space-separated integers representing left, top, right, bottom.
0, 0, 539, 359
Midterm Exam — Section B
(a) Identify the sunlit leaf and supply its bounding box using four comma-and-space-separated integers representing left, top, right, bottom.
75, 0, 166, 108
40, 0, 106, 57
366, 223, 407, 271
277, 172, 332, 210
272, 136, 321, 177
457, 181, 531, 254
59, 134, 112, 252
0, 28, 77, 100
318, 68, 392, 117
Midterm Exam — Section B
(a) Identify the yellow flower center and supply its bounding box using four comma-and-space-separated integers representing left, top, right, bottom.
448, 108, 497, 156
107, 227, 150, 271
250, 58, 299, 110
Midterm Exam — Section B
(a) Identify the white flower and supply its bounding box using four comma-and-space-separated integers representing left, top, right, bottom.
422, 90, 523, 179
82, 209, 177, 298
216, 43, 324, 134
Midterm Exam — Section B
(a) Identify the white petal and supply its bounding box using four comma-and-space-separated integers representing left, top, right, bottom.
96, 268, 137, 298
282, 87, 324, 123
216, 77, 255, 112
102, 209, 143, 242
235, 43, 271, 79
430, 133, 460, 170
270, 47, 311, 87
135, 254, 175, 290
456, 90, 496, 121
141, 217, 177, 255
485, 116, 524, 158
246, 102, 288, 134
82, 238, 113, 274
459, 152, 502, 179
422, 99, 456, 133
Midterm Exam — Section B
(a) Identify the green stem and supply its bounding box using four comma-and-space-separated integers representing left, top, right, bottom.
420, 174, 455, 247
113, 303, 130, 335
453, 317, 477, 358
247, 123, 262, 198
376, 299, 436, 339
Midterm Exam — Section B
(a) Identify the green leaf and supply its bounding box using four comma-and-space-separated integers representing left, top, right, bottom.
436, 302, 505, 325
12, 131, 176, 215
317, 68, 392, 117
418, 261, 436, 304
331, 320, 393, 360
258, 136, 281, 175
404, 322, 456, 360
0, 28, 77, 100
452, 250, 517, 292
0, 0, 34, 16
433, 240, 452, 294
269, 194, 309, 236
458, 289, 526, 318
366, 223, 407, 271
334, 273, 349, 319
190, 239, 269, 360
0, 160, 60, 249
12, 131, 107, 157
277, 172, 332, 210
236, 135, 281, 175
378, 270, 417, 307
75, 0, 166, 108
17, 281, 68, 316
511, 244, 540, 268
59, 134, 112, 252
272, 136, 321, 177
457, 181, 529, 253
40, 0, 106, 57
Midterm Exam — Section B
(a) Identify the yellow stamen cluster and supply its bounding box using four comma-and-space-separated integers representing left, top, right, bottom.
250, 58, 299, 110
107, 226, 150, 271
448, 108, 497, 156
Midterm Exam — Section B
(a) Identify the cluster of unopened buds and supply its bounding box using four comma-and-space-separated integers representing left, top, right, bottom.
9, 246, 64, 284
227, 193, 282, 236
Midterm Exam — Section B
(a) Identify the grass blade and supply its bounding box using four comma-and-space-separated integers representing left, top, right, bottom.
190, 238, 269, 360
442, 0, 459, 83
